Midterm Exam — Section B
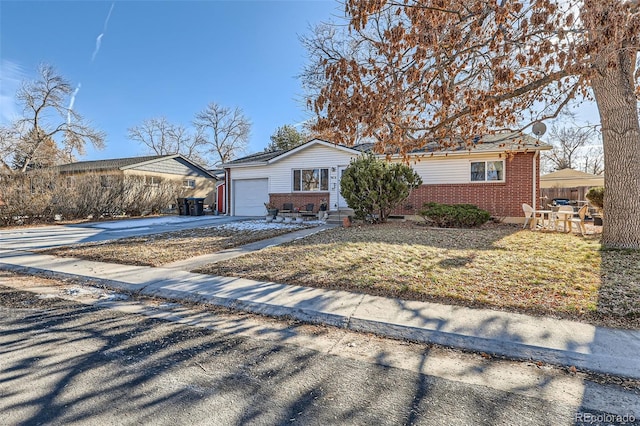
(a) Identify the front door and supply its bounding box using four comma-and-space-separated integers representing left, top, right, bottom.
336, 166, 349, 210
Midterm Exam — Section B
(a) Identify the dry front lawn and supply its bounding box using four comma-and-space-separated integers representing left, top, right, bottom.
196, 222, 640, 329
44, 221, 317, 267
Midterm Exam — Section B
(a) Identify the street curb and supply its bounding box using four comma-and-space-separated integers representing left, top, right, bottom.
3, 262, 639, 380
345, 318, 628, 378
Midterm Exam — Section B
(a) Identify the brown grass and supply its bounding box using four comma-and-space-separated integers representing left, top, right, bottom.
196, 222, 640, 329
42, 219, 640, 329
43, 222, 316, 267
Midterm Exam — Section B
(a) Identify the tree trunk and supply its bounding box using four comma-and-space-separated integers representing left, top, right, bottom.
591, 52, 640, 249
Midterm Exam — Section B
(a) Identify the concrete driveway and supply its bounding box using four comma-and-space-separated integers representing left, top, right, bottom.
0, 215, 251, 252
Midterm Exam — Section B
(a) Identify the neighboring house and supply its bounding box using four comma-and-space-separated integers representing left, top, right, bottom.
54, 154, 218, 207
540, 168, 605, 203
223, 135, 552, 222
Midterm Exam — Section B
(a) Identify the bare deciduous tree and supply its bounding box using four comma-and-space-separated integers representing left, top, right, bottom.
0, 125, 19, 174
542, 125, 602, 173
127, 116, 209, 166
10, 64, 105, 172
583, 145, 604, 176
194, 102, 251, 165
308, 0, 640, 249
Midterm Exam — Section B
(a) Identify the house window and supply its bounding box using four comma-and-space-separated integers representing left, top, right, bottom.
146, 176, 161, 187
470, 160, 504, 182
183, 179, 196, 189
293, 168, 329, 191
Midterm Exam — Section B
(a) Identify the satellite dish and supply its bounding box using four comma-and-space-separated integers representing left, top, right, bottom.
532, 121, 547, 137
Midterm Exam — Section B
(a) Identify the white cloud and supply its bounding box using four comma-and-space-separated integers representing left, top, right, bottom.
0, 59, 25, 124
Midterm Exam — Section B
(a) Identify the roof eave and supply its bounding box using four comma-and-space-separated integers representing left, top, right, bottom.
121, 154, 218, 180
265, 139, 362, 164
393, 145, 553, 159
224, 161, 270, 169
119, 154, 180, 171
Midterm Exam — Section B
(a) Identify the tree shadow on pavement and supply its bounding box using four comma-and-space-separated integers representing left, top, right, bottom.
0, 286, 586, 425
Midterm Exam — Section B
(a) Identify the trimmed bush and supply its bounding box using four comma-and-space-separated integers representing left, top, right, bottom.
340, 153, 422, 223
586, 186, 604, 210
418, 202, 491, 228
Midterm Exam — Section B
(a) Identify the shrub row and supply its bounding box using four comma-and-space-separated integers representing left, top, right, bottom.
0, 171, 183, 227
418, 202, 491, 228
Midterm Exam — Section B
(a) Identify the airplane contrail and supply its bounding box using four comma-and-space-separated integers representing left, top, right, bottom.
91, 35, 103, 62
103, 2, 115, 32
67, 83, 82, 125
91, 2, 115, 61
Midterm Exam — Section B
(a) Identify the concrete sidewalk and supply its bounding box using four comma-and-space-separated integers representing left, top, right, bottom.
2, 246, 639, 380
162, 225, 333, 270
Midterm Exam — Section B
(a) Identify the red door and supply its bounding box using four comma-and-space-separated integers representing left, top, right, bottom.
217, 183, 226, 213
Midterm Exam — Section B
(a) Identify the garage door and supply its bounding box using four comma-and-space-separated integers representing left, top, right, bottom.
233, 178, 269, 216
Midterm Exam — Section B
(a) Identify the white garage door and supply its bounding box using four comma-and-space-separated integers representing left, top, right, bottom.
233, 178, 269, 216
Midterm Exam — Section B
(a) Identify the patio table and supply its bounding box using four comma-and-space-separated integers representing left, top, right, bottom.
553, 210, 574, 232
533, 209, 553, 230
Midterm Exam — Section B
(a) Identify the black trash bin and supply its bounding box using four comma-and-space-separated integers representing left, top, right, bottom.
186, 197, 205, 216
177, 198, 189, 216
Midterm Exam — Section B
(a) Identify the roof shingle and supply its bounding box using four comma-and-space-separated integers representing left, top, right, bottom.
53, 155, 171, 173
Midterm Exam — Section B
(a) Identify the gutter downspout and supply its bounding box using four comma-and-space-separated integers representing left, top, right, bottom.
533, 150, 539, 210
225, 168, 231, 216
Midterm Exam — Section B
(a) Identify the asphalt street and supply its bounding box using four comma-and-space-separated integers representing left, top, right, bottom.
1, 276, 638, 426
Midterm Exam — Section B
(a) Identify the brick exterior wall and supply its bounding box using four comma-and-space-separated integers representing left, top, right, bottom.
269, 192, 330, 213
229, 152, 540, 219
394, 152, 539, 219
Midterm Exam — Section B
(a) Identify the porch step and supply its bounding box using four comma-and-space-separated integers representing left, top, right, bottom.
326, 209, 354, 225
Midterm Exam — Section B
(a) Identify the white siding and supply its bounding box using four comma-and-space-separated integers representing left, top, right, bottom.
396, 153, 505, 184
269, 145, 359, 192
230, 166, 274, 189
410, 158, 469, 184
132, 157, 207, 177
230, 144, 359, 194
229, 145, 507, 197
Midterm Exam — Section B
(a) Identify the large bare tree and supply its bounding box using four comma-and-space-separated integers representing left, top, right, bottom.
4, 64, 105, 172
309, 0, 640, 249
194, 102, 251, 165
127, 116, 209, 166
542, 124, 603, 173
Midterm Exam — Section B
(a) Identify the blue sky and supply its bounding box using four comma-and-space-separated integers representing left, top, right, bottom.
1, 0, 342, 161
